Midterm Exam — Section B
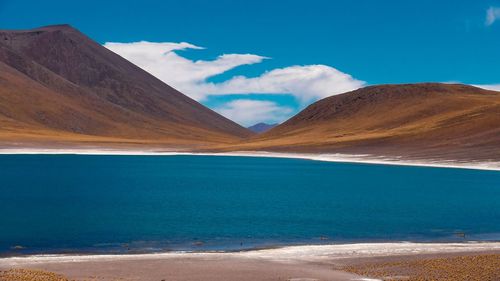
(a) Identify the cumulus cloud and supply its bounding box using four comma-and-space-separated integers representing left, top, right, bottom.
104, 41, 364, 102
104, 41, 364, 125
105, 41, 267, 100
213, 99, 293, 126
486, 7, 500, 26
201, 65, 364, 103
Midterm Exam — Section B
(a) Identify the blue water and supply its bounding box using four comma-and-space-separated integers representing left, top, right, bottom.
0, 154, 499, 255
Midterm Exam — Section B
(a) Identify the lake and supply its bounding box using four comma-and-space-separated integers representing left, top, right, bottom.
0, 154, 499, 255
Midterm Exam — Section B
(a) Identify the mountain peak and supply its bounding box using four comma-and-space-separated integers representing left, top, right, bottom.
247, 123, 278, 133
37, 24, 74, 30
0, 24, 76, 34
0, 25, 252, 146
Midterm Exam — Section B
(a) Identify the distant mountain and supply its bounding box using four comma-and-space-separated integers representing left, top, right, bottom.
233, 83, 500, 162
247, 123, 278, 133
0, 24, 252, 148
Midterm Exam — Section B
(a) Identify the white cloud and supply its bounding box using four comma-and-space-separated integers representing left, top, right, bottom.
104, 41, 364, 125
104, 41, 364, 103
486, 7, 500, 26
105, 41, 267, 99
201, 65, 364, 104
213, 99, 293, 126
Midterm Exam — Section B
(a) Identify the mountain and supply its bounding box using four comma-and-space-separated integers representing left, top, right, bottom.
228, 83, 500, 161
247, 123, 278, 133
1, 26, 498, 162
0, 24, 252, 148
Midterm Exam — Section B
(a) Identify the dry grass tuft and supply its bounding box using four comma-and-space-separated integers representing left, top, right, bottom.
343, 254, 500, 281
0, 269, 69, 281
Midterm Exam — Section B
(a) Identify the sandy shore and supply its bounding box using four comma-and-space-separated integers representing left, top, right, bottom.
1, 147, 499, 171
1, 243, 500, 281
0, 258, 361, 281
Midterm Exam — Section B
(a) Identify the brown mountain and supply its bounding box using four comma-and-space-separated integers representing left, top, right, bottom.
226, 83, 500, 161
1, 25, 498, 162
0, 24, 251, 149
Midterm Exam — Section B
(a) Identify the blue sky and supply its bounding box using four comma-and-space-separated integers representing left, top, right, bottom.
1, 0, 499, 125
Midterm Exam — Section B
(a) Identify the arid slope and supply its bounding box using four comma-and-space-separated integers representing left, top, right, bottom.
0, 25, 251, 148
224, 83, 500, 161
0, 25, 498, 161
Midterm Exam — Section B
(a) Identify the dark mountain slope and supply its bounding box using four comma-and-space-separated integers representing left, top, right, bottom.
0, 24, 252, 147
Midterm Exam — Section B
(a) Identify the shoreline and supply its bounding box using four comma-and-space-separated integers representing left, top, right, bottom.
2, 237, 500, 259
0, 148, 499, 171
2, 242, 500, 264
2, 242, 500, 281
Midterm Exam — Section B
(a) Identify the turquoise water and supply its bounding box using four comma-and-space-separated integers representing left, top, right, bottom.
0, 154, 499, 255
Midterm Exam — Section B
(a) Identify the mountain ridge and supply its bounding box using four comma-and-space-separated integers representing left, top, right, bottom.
0, 24, 252, 148
247, 123, 278, 133
219, 83, 500, 161
1, 25, 499, 162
